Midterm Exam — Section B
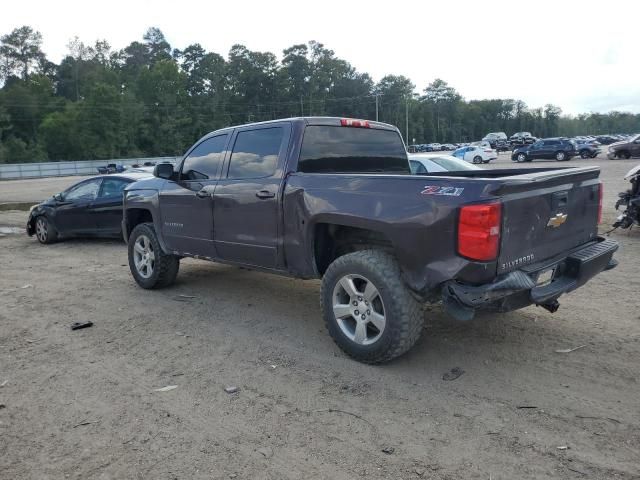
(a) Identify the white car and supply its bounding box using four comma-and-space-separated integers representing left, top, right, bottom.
408, 154, 482, 174
453, 145, 498, 164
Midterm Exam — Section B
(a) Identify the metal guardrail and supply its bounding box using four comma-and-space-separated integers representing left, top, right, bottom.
0, 157, 181, 180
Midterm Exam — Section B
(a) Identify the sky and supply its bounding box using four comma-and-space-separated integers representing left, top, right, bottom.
2, 0, 639, 115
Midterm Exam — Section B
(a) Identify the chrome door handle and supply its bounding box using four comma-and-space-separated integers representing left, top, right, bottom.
256, 190, 275, 199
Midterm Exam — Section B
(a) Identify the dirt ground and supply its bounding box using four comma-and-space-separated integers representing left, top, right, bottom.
0, 154, 639, 479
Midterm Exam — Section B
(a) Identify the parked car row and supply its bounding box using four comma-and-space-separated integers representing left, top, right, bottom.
408, 143, 466, 152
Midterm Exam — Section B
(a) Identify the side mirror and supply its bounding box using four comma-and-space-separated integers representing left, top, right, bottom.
53, 193, 64, 202
154, 163, 174, 179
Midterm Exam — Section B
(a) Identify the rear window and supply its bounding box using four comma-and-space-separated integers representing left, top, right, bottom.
298, 126, 409, 174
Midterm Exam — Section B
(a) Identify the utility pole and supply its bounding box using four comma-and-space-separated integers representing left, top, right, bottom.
374, 93, 383, 122
405, 96, 409, 145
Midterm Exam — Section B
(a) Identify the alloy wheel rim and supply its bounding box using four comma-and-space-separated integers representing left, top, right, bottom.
332, 274, 386, 346
133, 235, 155, 279
36, 218, 47, 242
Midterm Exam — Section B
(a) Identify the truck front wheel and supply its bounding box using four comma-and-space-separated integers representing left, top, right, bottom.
320, 250, 423, 364
128, 223, 179, 289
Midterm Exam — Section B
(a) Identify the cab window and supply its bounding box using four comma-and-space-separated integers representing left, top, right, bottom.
181, 134, 229, 181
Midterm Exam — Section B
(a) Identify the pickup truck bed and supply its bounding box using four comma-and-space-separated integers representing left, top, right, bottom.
122, 117, 617, 363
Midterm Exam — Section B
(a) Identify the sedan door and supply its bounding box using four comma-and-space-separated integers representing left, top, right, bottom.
91, 177, 131, 235
54, 178, 102, 235
463, 147, 476, 162
159, 134, 230, 257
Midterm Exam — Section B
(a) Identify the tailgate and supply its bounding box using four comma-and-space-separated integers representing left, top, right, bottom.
497, 167, 601, 274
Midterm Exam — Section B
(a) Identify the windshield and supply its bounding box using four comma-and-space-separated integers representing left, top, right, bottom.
298, 126, 409, 174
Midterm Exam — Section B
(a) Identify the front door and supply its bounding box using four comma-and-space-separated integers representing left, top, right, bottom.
213, 123, 291, 269
159, 133, 229, 257
55, 178, 102, 235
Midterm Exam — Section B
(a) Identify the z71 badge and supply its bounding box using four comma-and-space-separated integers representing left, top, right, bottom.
421, 185, 464, 196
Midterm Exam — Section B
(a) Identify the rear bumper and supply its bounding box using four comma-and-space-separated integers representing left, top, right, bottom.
442, 237, 618, 320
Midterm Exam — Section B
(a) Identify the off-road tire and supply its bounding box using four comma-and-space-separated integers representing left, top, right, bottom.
128, 223, 179, 289
320, 250, 423, 364
35, 216, 58, 244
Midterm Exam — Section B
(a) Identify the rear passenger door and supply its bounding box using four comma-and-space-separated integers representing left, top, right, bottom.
213, 123, 291, 269
92, 177, 131, 235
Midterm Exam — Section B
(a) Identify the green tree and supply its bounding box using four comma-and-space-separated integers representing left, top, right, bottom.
0, 26, 45, 81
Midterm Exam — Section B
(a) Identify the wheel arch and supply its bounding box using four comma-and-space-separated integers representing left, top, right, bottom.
309, 217, 395, 276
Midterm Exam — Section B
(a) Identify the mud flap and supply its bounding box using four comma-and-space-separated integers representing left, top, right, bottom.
442, 284, 475, 321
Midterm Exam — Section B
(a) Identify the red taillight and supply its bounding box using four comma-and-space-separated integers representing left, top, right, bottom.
598, 182, 603, 224
340, 118, 370, 128
458, 202, 502, 261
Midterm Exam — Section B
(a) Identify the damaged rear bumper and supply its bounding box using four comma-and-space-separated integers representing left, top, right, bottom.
442, 237, 619, 320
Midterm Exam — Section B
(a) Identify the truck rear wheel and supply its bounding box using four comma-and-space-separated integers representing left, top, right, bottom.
128, 223, 179, 289
320, 250, 423, 364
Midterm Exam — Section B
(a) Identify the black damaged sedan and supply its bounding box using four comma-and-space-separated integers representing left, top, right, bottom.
27, 173, 151, 244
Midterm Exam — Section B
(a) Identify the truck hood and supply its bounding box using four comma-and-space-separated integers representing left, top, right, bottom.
608, 140, 630, 149
124, 176, 166, 191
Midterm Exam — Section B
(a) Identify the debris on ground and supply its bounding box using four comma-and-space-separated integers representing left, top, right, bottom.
224, 386, 239, 394
381, 446, 395, 454
20, 284, 32, 289
517, 405, 538, 409
175, 332, 190, 337
70, 321, 93, 331
414, 467, 426, 476
154, 385, 178, 392
257, 446, 273, 458
73, 419, 98, 428
0, 380, 7, 387
442, 367, 465, 381
0, 404, 5, 409
555, 345, 586, 353
557, 445, 569, 450
173, 294, 197, 302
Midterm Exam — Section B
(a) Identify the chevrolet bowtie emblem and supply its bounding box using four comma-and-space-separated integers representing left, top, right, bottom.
547, 213, 568, 228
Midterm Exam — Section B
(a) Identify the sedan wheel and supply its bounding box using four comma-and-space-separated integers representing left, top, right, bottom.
332, 274, 386, 346
556, 151, 566, 161
34, 216, 57, 244
580, 150, 590, 159
516, 153, 527, 162
133, 234, 155, 279
473, 156, 482, 164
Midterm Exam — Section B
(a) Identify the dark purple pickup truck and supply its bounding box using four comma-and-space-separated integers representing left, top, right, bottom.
122, 117, 618, 363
